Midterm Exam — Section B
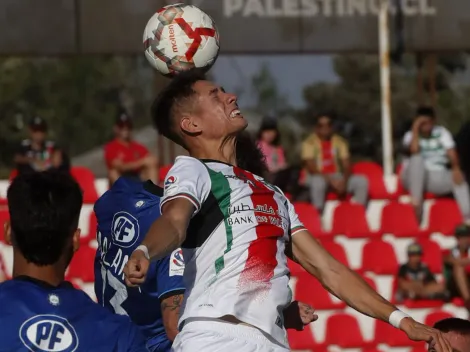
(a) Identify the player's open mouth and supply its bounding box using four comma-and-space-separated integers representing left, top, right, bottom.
230, 109, 242, 118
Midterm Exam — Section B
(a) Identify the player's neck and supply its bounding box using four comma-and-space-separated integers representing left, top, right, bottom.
13, 255, 65, 287
189, 137, 237, 166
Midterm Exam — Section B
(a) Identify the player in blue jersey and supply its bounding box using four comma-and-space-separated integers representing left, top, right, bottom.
0, 170, 147, 352
94, 178, 185, 352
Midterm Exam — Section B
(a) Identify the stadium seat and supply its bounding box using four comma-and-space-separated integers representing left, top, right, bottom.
361, 240, 398, 274
287, 327, 324, 350
324, 313, 372, 348
424, 310, 453, 327
374, 320, 421, 347
0, 198, 7, 206
70, 167, 99, 204
410, 346, 427, 352
0, 210, 9, 243
418, 239, 443, 273
287, 258, 304, 276
331, 202, 375, 238
320, 240, 350, 266
67, 246, 96, 283
428, 199, 463, 235
81, 212, 97, 244
352, 161, 391, 199
380, 202, 429, 238
295, 272, 346, 310
159, 164, 173, 183
9, 169, 18, 181
293, 202, 327, 237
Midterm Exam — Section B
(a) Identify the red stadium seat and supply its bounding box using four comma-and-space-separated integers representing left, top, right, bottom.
324, 313, 372, 348
410, 346, 427, 352
293, 202, 327, 237
331, 202, 375, 238
159, 164, 173, 183
352, 161, 391, 199
361, 240, 398, 274
380, 202, 429, 238
295, 273, 346, 310
428, 199, 463, 236
81, 212, 97, 244
0, 210, 9, 243
418, 239, 443, 273
424, 310, 453, 327
374, 320, 421, 347
70, 167, 99, 204
287, 327, 324, 350
287, 258, 304, 276
0, 198, 7, 206
320, 240, 349, 266
67, 246, 96, 283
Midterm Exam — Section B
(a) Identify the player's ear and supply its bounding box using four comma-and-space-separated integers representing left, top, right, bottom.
4, 220, 12, 245
180, 115, 202, 135
72, 229, 81, 252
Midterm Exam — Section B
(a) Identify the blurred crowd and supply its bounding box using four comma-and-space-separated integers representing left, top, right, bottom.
3, 105, 470, 310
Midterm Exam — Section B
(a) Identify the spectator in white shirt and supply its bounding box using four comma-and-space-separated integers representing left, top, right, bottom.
401, 107, 470, 222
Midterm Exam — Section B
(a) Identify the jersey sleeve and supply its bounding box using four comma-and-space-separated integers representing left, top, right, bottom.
439, 127, 455, 150
156, 249, 185, 300
286, 198, 307, 237
160, 157, 211, 216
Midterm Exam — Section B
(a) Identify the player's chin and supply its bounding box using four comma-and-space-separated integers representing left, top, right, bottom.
229, 116, 248, 131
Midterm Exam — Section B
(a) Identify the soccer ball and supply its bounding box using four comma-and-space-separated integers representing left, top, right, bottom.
143, 3, 220, 77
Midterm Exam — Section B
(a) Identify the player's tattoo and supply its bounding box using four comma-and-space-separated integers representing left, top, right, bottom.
162, 294, 183, 312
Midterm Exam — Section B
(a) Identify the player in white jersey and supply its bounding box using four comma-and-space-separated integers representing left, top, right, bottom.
124, 69, 453, 352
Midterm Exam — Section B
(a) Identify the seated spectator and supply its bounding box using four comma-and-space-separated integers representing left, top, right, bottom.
443, 224, 470, 311
401, 107, 470, 222
396, 243, 446, 301
104, 111, 158, 186
256, 118, 298, 193
433, 317, 470, 352
301, 113, 368, 212
14, 116, 66, 175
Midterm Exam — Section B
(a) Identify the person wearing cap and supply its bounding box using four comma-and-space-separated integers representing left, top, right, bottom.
443, 224, 470, 311
14, 116, 65, 175
104, 111, 158, 186
396, 242, 446, 302
301, 113, 369, 212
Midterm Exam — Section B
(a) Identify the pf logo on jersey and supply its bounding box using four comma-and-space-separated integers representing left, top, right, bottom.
20, 315, 78, 352
169, 249, 185, 277
111, 211, 140, 248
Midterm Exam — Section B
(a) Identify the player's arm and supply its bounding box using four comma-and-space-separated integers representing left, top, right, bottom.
161, 293, 184, 340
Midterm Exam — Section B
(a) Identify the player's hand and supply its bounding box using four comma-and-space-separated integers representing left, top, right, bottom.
400, 318, 452, 352
412, 117, 428, 133
283, 301, 318, 331
124, 249, 150, 287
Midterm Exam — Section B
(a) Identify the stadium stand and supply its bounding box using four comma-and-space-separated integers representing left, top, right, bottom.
0, 162, 468, 352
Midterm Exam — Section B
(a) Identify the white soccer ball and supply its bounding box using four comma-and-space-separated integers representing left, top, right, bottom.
143, 3, 220, 77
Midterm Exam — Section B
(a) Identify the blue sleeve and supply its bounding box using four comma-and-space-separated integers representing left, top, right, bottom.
119, 322, 149, 352
156, 249, 185, 300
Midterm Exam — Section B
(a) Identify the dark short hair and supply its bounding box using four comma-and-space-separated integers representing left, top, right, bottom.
434, 318, 470, 336
7, 171, 83, 266
415, 106, 435, 119
314, 112, 336, 126
257, 118, 281, 146
151, 68, 207, 146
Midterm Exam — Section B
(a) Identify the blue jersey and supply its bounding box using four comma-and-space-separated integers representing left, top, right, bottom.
0, 277, 146, 352
94, 178, 185, 352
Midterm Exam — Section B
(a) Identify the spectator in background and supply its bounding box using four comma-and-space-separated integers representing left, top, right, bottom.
432, 318, 470, 352
14, 116, 66, 175
256, 118, 297, 193
104, 112, 158, 186
443, 224, 470, 311
301, 113, 368, 212
396, 243, 447, 302
402, 107, 470, 222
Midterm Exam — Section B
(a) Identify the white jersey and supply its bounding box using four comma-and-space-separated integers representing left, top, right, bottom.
402, 125, 455, 171
160, 156, 306, 348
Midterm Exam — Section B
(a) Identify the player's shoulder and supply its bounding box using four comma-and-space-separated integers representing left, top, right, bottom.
168, 156, 210, 178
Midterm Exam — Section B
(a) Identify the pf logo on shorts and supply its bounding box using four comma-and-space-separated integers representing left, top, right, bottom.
111, 211, 140, 248
20, 315, 78, 352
